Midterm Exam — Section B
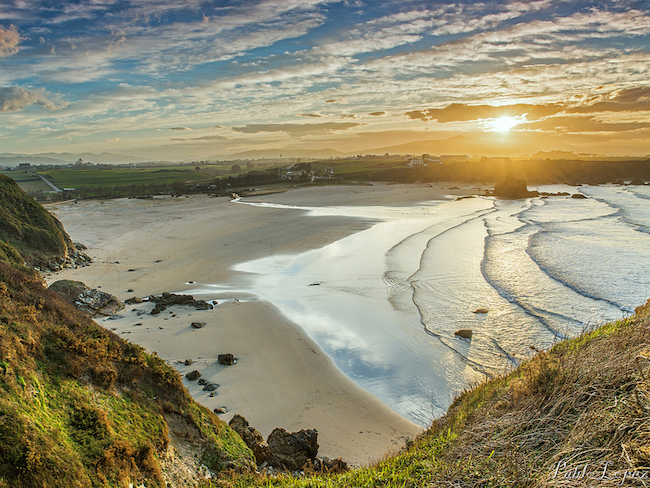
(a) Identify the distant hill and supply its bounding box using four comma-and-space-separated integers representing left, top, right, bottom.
0, 152, 147, 166
362, 134, 580, 158
226, 147, 346, 159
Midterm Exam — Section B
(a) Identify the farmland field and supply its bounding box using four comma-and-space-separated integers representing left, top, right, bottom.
37, 167, 211, 188
0, 170, 53, 192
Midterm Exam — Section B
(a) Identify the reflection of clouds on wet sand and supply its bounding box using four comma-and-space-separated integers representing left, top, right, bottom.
222, 187, 649, 426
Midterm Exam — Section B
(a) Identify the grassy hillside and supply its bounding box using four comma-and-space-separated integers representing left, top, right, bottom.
219, 301, 650, 487
0, 178, 255, 487
0, 174, 73, 269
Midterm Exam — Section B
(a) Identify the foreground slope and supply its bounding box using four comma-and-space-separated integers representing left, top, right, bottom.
0, 176, 254, 487
224, 301, 650, 487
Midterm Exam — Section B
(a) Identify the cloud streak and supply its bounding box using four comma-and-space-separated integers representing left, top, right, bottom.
232, 122, 361, 135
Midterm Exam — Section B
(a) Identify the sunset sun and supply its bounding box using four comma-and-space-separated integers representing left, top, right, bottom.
491, 116, 520, 132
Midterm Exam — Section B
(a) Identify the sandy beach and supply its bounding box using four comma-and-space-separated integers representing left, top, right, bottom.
46, 183, 474, 465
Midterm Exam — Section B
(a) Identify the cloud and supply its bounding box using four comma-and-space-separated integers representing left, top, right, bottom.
405, 103, 564, 122
325, 99, 345, 104
522, 115, 650, 133
298, 113, 322, 118
368, 111, 386, 116
170, 126, 191, 131
231, 122, 360, 135
567, 87, 650, 114
105, 137, 120, 142
171, 135, 229, 142
28, 126, 75, 138
212, 125, 225, 129
0, 86, 64, 112
0, 25, 20, 57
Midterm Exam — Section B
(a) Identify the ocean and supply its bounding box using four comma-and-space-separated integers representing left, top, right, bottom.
192, 184, 650, 427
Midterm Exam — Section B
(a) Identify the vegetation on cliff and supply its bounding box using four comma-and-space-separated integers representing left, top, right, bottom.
0, 176, 254, 487
0, 174, 73, 269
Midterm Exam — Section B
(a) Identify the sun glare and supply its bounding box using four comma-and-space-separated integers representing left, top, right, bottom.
491, 116, 519, 132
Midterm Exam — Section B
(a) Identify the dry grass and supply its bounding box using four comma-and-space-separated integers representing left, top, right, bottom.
424, 302, 650, 487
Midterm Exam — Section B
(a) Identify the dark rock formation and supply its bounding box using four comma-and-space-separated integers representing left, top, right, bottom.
473, 308, 489, 314
214, 407, 227, 414
571, 193, 587, 199
455, 329, 473, 340
191, 322, 205, 329
313, 457, 349, 474
492, 177, 539, 199
148, 292, 213, 315
49, 279, 123, 317
229, 414, 272, 465
125, 296, 143, 305
186, 370, 201, 381
203, 382, 218, 392
184, 359, 193, 366
218, 353, 236, 365
267, 427, 319, 471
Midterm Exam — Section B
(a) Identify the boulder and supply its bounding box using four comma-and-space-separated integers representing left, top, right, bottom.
49, 280, 123, 317
455, 329, 473, 340
125, 296, 143, 305
218, 353, 236, 365
149, 292, 213, 315
473, 308, 489, 314
186, 370, 201, 381
267, 427, 319, 471
202, 382, 218, 392
191, 322, 205, 329
214, 407, 227, 414
184, 359, 193, 366
571, 193, 587, 199
229, 414, 272, 465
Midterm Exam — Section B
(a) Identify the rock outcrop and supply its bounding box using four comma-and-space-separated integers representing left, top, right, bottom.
228, 415, 330, 472
148, 292, 213, 315
49, 279, 123, 317
229, 414, 272, 466
492, 177, 539, 199
267, 427, 319, 471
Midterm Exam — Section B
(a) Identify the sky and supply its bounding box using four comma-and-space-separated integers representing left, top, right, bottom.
1, 0, 650, 161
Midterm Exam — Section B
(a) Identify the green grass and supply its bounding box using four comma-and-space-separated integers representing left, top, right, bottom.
37, 167, 211, 188
0, 171, 52, 193
309, 158, 406, 176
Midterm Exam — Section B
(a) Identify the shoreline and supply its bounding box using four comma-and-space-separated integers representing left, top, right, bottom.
46, 183, 477, 465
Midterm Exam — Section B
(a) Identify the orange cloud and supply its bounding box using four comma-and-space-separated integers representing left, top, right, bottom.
405, 103, 563, 122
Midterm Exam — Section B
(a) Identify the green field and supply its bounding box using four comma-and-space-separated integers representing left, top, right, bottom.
36, 167, 211, 188
0, 170, 53, 192
310, 157, 407, 175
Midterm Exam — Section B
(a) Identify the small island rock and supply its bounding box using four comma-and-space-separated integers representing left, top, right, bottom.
455, 329, 473, 340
